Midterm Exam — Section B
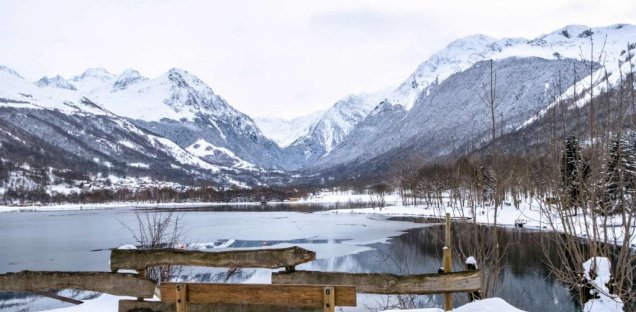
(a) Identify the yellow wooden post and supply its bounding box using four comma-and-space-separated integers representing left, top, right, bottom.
443, 212, 453, 311
323, 286, 335, 312
175, 283, 187, 312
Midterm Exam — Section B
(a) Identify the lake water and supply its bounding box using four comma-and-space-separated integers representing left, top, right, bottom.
0, 205, 576, 311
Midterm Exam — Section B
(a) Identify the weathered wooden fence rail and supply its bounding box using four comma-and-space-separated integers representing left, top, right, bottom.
111, 246, 315, 271
0, 271, 155, 298
160, 283, 356, 308
272, 270, 482, 294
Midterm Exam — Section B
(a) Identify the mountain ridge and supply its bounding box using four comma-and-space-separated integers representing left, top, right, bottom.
1, 23, 634, 193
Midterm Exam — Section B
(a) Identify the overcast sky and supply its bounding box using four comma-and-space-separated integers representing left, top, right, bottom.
1, 0, 635, 119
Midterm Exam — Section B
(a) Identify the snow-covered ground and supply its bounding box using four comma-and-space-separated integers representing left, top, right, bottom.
324, 195, 636, 249
383, 297, 525, 312
581, 257, 624, 312
43, 295, 142, 312
0, 189, 384, 213
296, 189, 401, 205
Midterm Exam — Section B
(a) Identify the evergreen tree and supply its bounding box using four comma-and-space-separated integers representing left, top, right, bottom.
601, 136, 636, 215
561, 135, 587, 216
479, 160, 496, 204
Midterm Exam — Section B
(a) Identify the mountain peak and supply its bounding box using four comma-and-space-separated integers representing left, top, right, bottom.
161, 67, 217, 98
119, 68, 143, 77
112, 68, 145, 91
167, 67, 189, 75
35, 75, 77, 90
72, 67, 115, 81
164, 68, 206, 87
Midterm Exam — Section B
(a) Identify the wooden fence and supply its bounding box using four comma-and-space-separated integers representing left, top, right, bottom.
0, 215, 478, 311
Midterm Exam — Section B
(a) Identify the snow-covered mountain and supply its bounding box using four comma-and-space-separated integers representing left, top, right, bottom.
311, 23, 636, 172
387, 24, 634, 112
0, 66, 284, 189
2, 23, 634, 189
274, 24, 636, 171
315, 57, 590, 169
279, 94, 380, 170
1, 67, 214, 182
112, 68, 146, 91
72, 67, 234, 121
65, 67, 285, 170
255, 110, 323, 148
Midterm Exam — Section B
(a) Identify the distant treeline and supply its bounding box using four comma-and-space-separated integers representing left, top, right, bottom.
1, 186, 313, 205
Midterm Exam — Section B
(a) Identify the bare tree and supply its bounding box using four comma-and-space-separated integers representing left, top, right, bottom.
123, 210, 184, 283
539, 40, 636, 309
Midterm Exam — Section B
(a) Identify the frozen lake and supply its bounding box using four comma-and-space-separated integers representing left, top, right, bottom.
0, 205, 576, 311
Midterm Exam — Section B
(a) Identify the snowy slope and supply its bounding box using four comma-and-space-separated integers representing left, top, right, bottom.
186, 139, 257, 170
0, 66, 111, 116
70, 67, 116, 93
279, 93, 382, 170
73, 67, 249, 124
311, 23, 636, 172
255, 110, 323, 147
306, 94, 380, 154
389, 34, 501, 110
388, 23, 635, 112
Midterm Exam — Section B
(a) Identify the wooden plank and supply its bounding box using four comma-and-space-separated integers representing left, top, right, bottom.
323, 287, 334, 312
111, 246, 315, 271
272, 270, 482, 294
160, 283, 356, 308
0, 271, 155, 298
176, 283, 187, 312
119, 300, 322, 312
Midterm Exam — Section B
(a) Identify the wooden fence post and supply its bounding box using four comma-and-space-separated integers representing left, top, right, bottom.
176, 283, 187, 312
323, 286, 335, 312
443, 212, 452, 311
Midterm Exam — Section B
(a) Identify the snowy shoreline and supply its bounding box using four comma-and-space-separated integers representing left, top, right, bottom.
0, 201, 263, 213
0, 191, 381, 213
0, 200, 341, 213
325, 203, 636, 250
